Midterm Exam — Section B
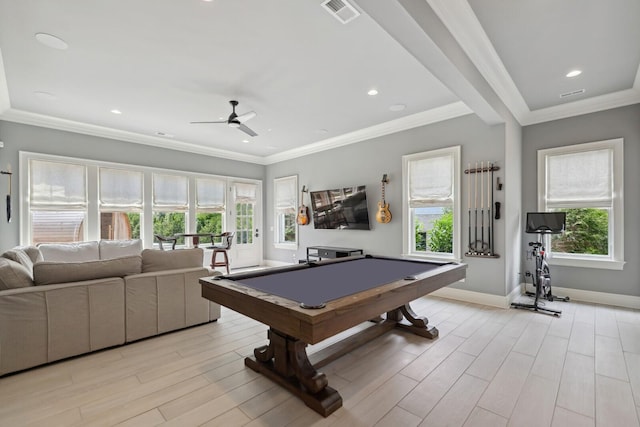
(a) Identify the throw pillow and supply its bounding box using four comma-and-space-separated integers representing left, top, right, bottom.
0, 258, 34, 290
38, 241, 100, 262
141, 248, 204, 273
1, 246, 43, 275
99, 239, 143, 260
33, 255, 142, 286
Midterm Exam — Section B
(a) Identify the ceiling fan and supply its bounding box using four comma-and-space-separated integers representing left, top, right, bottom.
190, 100, 258, 137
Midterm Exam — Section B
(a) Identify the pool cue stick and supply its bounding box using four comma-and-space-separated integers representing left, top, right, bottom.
474, 162, 478, 253
467, 163, 471, 253
488, 162, 492, 255
481, 162, 485, 254
490, 163, 494, 255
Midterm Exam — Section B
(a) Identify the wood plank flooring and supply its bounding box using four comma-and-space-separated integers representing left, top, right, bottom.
2, 295, 640, 426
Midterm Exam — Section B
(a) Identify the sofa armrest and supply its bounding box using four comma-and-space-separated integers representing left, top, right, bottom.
0, 277, 125, 376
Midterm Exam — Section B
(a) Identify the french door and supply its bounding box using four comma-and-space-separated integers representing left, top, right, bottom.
229, 181, 262, 268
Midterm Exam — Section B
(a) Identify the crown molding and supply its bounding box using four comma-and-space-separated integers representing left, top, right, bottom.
0, 108, 266, 164
0, 49, 10, 115
522, 88, 640, 125
262, 101, 473, 165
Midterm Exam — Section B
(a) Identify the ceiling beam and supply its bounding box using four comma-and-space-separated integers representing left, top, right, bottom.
357, 0, 512, 126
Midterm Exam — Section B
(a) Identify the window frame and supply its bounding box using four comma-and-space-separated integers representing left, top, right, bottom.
537, 138, 624, 270
273, 175, 298, 249
402, 145, 461, 261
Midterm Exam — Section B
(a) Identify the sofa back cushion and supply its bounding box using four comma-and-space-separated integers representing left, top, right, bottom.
141, 248, 203, 273
0, 258, 34, 290
38, 241, 99, 262
33, 255, 142, 286
99, 239, 142, 260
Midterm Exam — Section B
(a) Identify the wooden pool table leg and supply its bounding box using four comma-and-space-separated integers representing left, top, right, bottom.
245, 328, 343, 417
387, 303, 439, 339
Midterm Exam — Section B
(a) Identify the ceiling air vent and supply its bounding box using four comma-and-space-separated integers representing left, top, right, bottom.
559, 88, 586, 99
322, 0, 361, 24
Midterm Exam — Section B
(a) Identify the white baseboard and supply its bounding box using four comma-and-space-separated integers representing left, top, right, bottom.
430, 286, 517, 309
536, 285, 640, 310
263, 259, 294, 268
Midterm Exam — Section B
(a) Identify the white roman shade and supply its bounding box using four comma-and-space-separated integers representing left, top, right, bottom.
275, 177, 296, 213
153, 173, 188, 210
99, 168, 143, 211
408, 154, 453, 207
235, 182, 257, 203
196, 178, 225, 212
546, 148, 613, 208
30, 160, 87, 208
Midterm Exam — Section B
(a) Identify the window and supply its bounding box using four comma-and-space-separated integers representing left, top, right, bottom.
153, 173, 188, 245
99, 167, 143, 240
538, 138, 624, 270
20, 152, 260, 249
29, 159, 87, 244
403, 146, 461, 260
195, 177, 225, 238
274, 176, 297, 247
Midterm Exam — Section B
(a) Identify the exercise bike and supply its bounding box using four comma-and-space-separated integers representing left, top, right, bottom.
511, 212, 569, 317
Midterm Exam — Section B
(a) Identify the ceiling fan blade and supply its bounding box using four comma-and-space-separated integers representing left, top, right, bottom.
238, 123, 258, 137
190, 120, 226, 124
236, 111, 256, 123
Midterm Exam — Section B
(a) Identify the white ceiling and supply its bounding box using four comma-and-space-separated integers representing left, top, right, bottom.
1, 0, 639, 165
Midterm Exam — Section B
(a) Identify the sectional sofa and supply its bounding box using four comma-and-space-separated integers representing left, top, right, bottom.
0, 240, 221, 376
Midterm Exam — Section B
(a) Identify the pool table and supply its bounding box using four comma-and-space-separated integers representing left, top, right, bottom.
200, 255, 466, 416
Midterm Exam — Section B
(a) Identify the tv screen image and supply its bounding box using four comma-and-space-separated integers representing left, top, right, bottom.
310, 186, 370, 230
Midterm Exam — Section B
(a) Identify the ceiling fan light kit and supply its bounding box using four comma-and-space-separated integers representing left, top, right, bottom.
190, 100, 258, 137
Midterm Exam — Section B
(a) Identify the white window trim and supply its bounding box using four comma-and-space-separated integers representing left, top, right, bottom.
273, 175, 298, 250
537, 138, 624, 270
19, 151, 261, 248
402, 145, 461, 262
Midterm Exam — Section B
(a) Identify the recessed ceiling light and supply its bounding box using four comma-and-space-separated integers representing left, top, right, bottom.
566, 70, 582, 78
367, 89, 379, 96
33, 91, 57, 100
35, 33, 68, 50
389, 104, 406, 111
111, 109, 122, 115
242, 139, 250, 144
155, 132, 174, 138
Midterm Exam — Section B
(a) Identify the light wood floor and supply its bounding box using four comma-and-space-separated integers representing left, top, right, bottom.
2, 294, 640, 426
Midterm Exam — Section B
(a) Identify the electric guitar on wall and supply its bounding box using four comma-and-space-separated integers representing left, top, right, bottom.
296, 185, 309, 225
376, 174, 391, 223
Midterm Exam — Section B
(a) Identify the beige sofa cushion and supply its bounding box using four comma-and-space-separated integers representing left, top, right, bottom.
33, 255, 142, 286
38, 241, 100, 262
99, 239, 142, 260
141, 248, 203, 273
0, 258, 34, 290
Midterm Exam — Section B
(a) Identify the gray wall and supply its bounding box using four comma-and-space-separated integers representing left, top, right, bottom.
521, 103, 640, 297
266, 113, 509, 297
0, 120, 265, 252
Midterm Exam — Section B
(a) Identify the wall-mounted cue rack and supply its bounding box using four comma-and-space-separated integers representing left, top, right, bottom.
464, 162, 499, 258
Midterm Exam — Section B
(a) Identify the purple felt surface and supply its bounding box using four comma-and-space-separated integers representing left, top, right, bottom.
234, 258, 446, 308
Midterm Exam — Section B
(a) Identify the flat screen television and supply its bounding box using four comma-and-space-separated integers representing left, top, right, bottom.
310, 185, 370, 230
525, 212, 566, 234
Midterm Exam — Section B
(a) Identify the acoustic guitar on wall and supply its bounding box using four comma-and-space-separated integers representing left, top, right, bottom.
297, 185, 309, 225
376, 174, 391, 224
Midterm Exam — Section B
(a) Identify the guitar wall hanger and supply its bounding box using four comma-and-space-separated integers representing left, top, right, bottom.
1, 166, 11, 223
